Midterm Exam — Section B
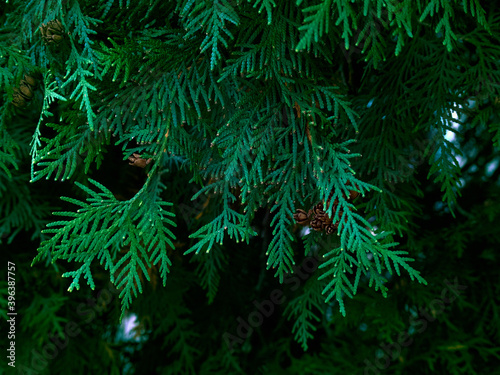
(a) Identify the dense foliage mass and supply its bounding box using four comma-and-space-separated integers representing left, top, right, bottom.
1, 0, 499, 374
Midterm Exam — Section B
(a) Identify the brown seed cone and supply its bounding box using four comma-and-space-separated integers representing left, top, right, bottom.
23, 75, 37, 88
12, 90, 26, 107
310, 218, 323, 231
52, 34, 64, 44
313, 203, 327, 219
293, 209, 310, 225
321, 216, 334, 227
46, 19, 64, 34
40, 19, 64, 44
19, 83, 34, 100
128, 153, 152, 168
349, 191, 359, 200
324, 197, 338, 211
324, 223, 336, 235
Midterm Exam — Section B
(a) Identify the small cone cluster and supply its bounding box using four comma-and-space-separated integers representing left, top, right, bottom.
293, 184, 360, 235
40, 19, 65, 45
12, 75, 37, 108
128, 153, 152, 168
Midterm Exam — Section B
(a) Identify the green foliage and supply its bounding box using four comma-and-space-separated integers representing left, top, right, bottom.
0, 171, 52, 243
284, 273, 325, 351
1, 0, 500, 374
33, 174, 176, 319
185, 181, 256, 255
181, 0, 240, 70
192, 243, 227, 303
